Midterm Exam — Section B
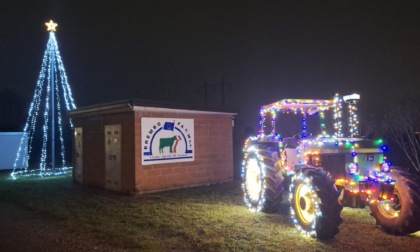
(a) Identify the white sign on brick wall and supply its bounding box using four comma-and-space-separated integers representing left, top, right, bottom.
142, 118, 194, 165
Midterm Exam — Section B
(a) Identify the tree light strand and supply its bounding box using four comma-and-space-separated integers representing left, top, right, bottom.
12, 26, 76, 178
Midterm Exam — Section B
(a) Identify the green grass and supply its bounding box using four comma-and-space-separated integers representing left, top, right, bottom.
0, 171, 419, 251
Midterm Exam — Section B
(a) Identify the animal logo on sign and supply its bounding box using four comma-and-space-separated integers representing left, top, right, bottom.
159, 135, 182, 153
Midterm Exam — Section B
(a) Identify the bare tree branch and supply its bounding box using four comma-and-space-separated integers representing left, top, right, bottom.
383, 96, 420, 173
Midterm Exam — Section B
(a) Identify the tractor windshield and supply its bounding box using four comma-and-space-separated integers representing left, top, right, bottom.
258, 94, 360, 140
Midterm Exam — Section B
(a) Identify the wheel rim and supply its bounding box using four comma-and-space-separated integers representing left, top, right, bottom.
378, 188, 401, 219
245, 157, 263, 202
295, 183, 316, 225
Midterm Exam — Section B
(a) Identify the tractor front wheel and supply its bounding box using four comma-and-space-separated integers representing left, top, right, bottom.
370, 169, 420, 235
290, 169, 343, 239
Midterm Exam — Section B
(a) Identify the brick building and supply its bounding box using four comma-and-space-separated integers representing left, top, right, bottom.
68, 100, 236, 194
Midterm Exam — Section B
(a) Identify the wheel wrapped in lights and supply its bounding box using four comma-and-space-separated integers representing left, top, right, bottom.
370, 169, 420, 235
289, 169, 343, 239
242, 145, 284, 213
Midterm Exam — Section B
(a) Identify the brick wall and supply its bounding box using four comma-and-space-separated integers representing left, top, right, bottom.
70, 104, 235, 194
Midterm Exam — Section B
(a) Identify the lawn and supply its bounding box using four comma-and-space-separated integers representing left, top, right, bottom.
0, 171, 419, 251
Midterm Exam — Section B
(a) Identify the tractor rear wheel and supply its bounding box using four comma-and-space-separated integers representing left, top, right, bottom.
242, 147, 284, 213
370, 169, 420, 235
290, 169, 343, 239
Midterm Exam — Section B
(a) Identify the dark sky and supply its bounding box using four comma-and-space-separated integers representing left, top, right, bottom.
1, 0, 420, 131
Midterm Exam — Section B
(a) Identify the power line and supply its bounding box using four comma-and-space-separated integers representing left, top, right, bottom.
197, 79, 231, 107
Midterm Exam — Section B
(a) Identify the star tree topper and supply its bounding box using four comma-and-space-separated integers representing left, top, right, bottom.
45, 20, 58, 32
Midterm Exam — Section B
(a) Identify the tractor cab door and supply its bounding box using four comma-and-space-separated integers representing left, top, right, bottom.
282, 137, 302, 172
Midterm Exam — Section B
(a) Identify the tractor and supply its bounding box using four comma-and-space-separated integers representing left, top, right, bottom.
241, 93, 420, 239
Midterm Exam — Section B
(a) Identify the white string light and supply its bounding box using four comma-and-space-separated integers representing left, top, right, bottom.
241, 140, 267, 212
289, 173, 322, 238
12, 22, 76, 178
333, 93, 343, 138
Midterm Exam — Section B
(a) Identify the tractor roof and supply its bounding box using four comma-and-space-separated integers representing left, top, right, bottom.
260, 99, 335, 114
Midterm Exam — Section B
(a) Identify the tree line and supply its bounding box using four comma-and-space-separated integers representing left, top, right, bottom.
383, 96, 420, 173
0, 88, 26, 132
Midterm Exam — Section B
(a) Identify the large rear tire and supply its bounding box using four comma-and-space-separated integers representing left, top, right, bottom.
242, 146, 284, 213
290, 169, 343, 239
370, 169, 420, 235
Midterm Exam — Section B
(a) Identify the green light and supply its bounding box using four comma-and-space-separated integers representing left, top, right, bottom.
375, 139, 383, 146
353, 173, 363, 182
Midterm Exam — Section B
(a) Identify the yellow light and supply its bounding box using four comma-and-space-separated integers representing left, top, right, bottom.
45, 20, 58, 32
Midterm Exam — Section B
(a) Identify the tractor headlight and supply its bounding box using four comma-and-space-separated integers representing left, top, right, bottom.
346, 163, 359, 174
380, 162, 390, 173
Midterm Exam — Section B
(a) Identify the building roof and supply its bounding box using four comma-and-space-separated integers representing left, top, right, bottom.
68, 99, 237, 116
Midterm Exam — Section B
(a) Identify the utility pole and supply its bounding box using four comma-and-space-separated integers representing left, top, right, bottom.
220, 78, 227, 107
197, 79, 231, 107
50, 34, 56, 173
197, 81, 212, 105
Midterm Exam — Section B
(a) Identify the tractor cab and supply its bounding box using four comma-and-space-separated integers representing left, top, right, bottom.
241, 93, 420, 238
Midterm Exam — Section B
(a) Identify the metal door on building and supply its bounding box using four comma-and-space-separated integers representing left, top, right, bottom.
74, 127, 83, 183
105, 124, 121, 191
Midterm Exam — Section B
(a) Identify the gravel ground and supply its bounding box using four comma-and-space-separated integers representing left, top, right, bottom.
0, 204, 128, 252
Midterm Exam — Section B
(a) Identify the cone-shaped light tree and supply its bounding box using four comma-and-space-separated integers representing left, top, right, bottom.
12, 20, 77, 177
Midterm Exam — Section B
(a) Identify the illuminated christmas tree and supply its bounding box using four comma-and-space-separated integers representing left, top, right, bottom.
12, 20, 76, 177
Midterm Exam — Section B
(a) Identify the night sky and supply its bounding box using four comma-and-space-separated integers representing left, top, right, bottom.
1, 1, 420, 132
